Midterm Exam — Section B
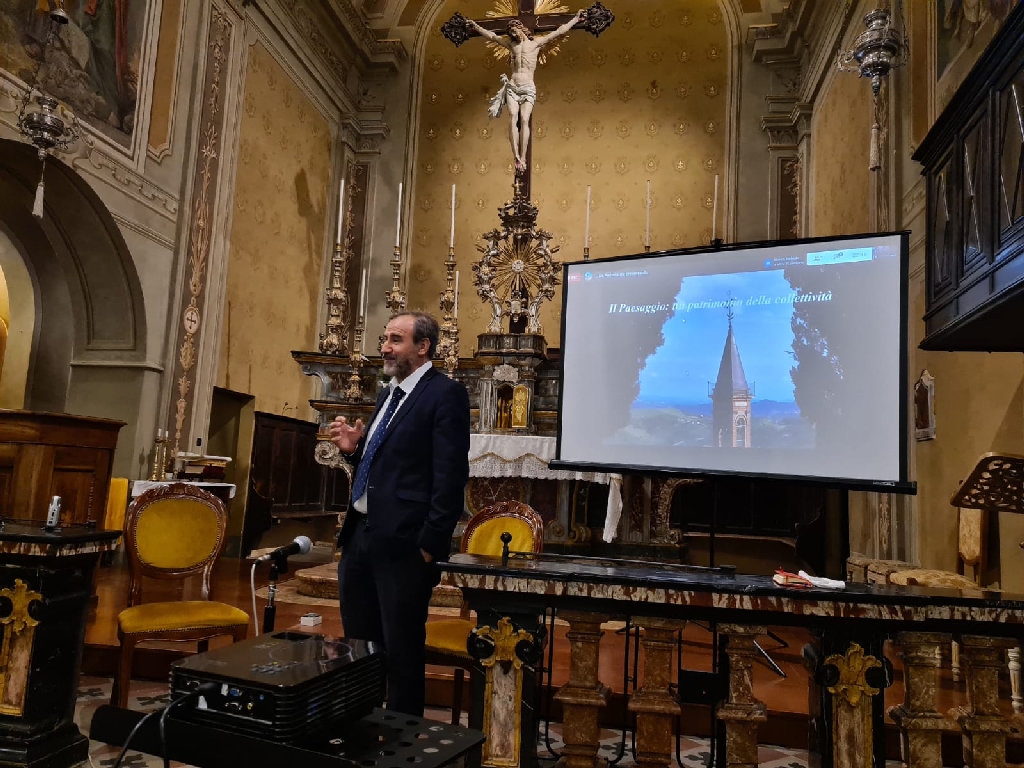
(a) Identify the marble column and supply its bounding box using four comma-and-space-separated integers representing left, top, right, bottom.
888, 632, 957, 768
715, 625, 768, 768
629, 619, 684, 768
952, 635, 1016, 768
1008, 645, 1022, 714
553, 611, 610, 768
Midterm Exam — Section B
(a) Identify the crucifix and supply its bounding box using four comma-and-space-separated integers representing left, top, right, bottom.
442, 1, 614, 201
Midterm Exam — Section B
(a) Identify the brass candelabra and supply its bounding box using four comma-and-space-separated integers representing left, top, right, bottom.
346, 317, 365, 402
437, 246, 460, 375
378, 245, 408, 352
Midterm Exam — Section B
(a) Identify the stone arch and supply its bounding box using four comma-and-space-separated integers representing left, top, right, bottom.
0, 139, 148, 471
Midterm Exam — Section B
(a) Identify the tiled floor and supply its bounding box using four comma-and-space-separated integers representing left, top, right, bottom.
75, 676, 811, 768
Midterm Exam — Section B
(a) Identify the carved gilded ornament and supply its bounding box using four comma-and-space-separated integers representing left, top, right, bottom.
824, 643, 882, 767
649, 10, 664, 28
471, 617, 535, 669
706, 44, 721, 61
645, 156, 659, 173
587, 120, 603, 138
674, 158, 688, 172
618, 82, 634, 102
614, 159, 628, 175
645, 121, 660, 137
0, 579, 43, 717
616, 121, 631, 139
676, 82, 691, 97
619, 49, 636, 66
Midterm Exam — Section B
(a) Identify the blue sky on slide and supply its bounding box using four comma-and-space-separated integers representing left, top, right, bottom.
636, 270, 797, 406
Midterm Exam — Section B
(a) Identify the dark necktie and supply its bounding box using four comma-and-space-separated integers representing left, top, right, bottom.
351, 387, 406, 503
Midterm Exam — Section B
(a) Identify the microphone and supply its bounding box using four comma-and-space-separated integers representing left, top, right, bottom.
258, 536, 312, 563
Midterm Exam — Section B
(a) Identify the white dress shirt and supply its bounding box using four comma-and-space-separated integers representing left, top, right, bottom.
352, 359, 433, 513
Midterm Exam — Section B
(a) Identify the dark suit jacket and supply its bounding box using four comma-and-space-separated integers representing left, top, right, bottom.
338, 365, 471, 562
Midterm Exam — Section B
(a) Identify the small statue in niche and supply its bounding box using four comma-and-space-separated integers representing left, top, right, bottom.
914, 369, 936, 441
511, 385, 529, 428
496, 384, 514, 429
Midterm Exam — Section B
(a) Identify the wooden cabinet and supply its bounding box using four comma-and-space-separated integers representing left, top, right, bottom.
914, 4, 1024, 350
0, 410, 124, 525
242, 413, 350, 553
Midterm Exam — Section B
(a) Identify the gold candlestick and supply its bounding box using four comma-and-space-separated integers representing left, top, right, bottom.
320, 164, 358, 354
149, 430, 167, 481
346, 315, 365, 402
438, 246, 460, 375
378, 245, 407, 352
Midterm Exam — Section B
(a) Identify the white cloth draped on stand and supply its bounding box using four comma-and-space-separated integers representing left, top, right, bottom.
468, 434, 623, 543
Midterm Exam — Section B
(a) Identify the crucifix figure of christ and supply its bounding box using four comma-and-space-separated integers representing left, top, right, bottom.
442, 2, 614, 199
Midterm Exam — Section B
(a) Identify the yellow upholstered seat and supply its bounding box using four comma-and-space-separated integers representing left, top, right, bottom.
111, 483, 248, 708
103, 477, 130, 533
425, 501, 544, 723
425, 619, 475, 658
119, 601, 251, 636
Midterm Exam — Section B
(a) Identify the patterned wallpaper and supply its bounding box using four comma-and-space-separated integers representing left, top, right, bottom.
810, 70, 872, 238
216, 42, 331, 417
407, 1, 729, 344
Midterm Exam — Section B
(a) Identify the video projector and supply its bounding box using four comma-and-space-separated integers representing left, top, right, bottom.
170, 632, 385, 742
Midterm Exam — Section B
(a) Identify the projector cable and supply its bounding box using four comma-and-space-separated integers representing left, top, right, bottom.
159, 682, 219, 768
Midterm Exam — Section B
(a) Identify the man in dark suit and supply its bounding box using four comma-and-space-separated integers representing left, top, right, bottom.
328, 311, 470, 716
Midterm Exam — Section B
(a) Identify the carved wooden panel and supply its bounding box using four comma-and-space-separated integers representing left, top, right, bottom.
929, 152, 956, 302
961, 114, 988, 274
998, 77, 1024, 242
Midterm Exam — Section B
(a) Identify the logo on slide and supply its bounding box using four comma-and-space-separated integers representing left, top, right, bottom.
569, 273, 581, 282
764, 259, 773, 268
584, 272, 593, 281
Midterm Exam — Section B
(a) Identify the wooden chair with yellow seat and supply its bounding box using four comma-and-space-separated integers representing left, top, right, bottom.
424, 501, 544, 725
110, 483, 250, 708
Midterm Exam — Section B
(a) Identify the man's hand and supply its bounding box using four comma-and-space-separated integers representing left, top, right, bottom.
328, 416, 365, 455
421, 549, 434, 563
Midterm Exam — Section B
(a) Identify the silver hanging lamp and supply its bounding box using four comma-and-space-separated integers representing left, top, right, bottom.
837, 2, 909, 172
15, 0, 80, 218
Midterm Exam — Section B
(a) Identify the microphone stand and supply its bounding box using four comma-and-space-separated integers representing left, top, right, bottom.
262, 555, 291, 635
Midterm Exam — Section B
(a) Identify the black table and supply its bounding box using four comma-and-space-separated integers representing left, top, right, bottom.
0, 522, 121, 768
90, 706, 485, 768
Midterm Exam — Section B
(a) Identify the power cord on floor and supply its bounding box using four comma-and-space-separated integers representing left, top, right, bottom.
251, 561, 260, 636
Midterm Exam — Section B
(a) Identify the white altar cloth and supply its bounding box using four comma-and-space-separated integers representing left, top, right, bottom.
468, 434, 622, 542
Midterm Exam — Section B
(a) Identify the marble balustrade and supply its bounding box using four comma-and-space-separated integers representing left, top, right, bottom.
440, 555, 1024, 768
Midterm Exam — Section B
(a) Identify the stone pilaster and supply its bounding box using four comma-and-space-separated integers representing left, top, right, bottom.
553, 611, 610, 768
713, 625, 768, 768
952, 635, 1016, 768
888, 632, 957, 768
629, 619, 684, 768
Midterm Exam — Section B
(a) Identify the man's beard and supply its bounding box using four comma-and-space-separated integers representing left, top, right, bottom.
383, 355, 413, 379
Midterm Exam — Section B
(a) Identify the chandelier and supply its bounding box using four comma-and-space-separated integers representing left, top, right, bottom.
837, 3, 908, 171
16, 0, 80, 217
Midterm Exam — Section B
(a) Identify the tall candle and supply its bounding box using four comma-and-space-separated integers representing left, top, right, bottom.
450, 184, 456, 248
712, 174, 719, 242
335, 177, 345, 243
359, 268, 368, 319
645, 180, 651, 248
585, 185, 591, 246
454, 271, 460, 318
395, 182, 403, 248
